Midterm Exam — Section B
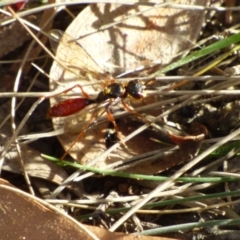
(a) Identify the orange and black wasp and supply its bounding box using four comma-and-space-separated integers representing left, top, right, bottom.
47, 30, 155, 159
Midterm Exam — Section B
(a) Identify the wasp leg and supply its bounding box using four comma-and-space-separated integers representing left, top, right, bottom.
60, 109, 98, 160
45, 84, 89, 99
121, 101, 151, 125
105, 109, 128, 149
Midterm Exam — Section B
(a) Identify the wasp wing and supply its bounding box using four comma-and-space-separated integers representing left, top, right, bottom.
49, 29, 111, 88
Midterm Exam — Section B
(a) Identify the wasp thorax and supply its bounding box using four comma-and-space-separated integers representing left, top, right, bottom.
96, 83, 125, 102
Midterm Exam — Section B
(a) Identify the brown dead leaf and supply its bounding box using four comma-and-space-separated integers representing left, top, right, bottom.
1, 142, 84, 198
49, 1, 209, 173
2, 143, 69, 186
0, 3, 54, 92
0, 98, 68, 185
0, 16, 34, 58
124, 122, 206, 174
0, 179, 96, 240
0, 178, 180, 240
65, 0, 210, 74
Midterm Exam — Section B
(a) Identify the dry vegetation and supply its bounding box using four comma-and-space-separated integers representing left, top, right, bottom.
1, 1, 240, 239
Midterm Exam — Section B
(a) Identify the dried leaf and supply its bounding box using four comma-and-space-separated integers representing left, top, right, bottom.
65, 0, 210, 74
2, 143, 69, 186
0, 179, 96, 240
49, 1, 209, 173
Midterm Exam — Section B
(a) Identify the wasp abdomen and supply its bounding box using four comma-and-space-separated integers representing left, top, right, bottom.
47, 98, 94, 117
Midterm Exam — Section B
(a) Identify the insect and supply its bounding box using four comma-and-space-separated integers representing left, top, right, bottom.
48, 29, 154, 160
47, 79, 145, 118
